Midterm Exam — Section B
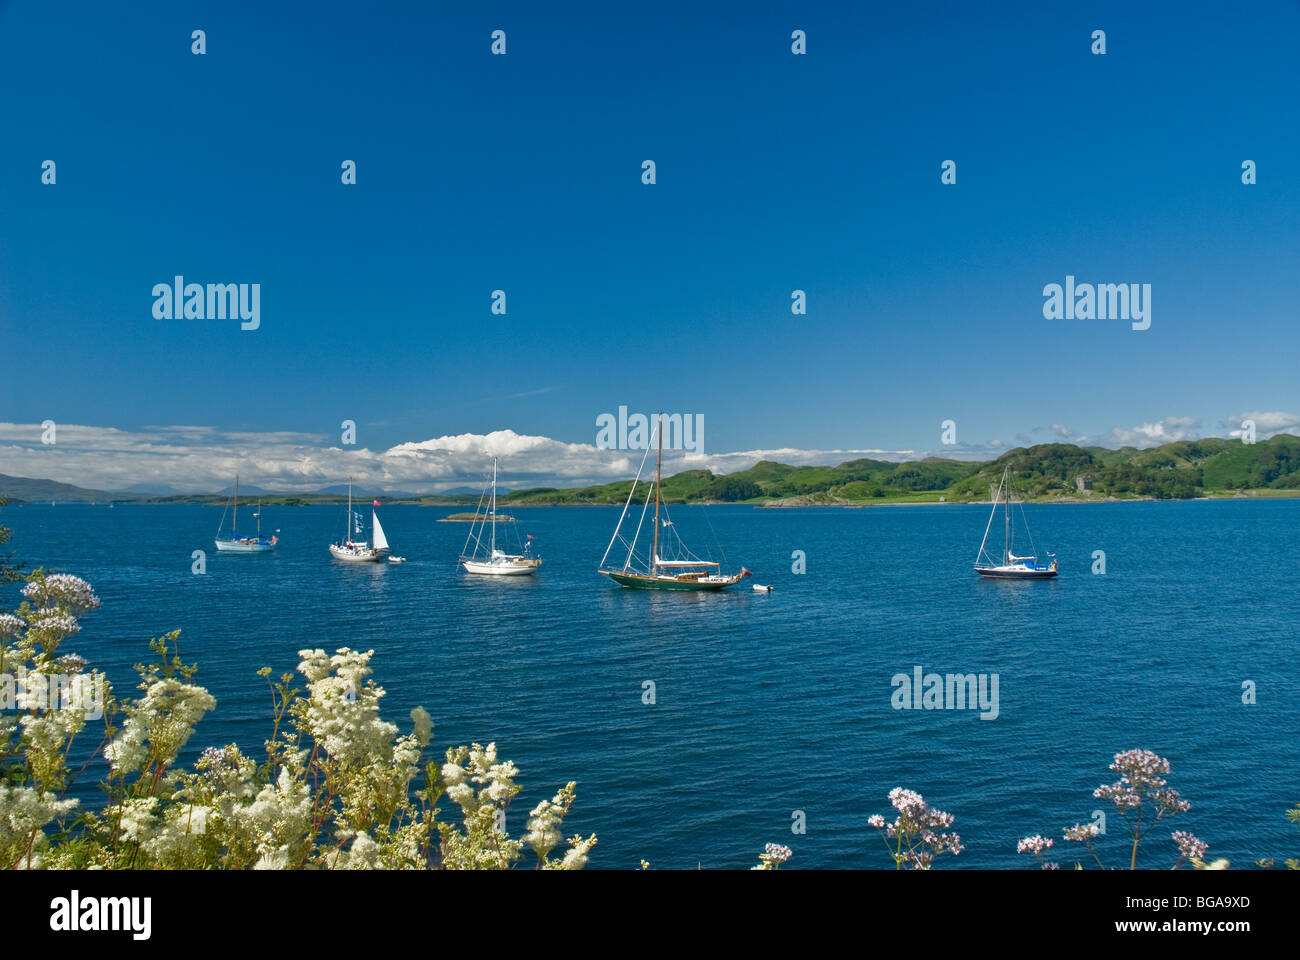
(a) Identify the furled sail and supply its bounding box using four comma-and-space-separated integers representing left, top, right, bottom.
654, 555, 719, 567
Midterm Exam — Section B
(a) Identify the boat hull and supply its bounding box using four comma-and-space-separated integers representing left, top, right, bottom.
603, 570, 740, 591
975, 566, 1058, 579
462, 558, 542, 576
215, 539, 274, 553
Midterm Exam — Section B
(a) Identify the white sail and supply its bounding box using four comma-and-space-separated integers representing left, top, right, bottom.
372, 510, 389, 551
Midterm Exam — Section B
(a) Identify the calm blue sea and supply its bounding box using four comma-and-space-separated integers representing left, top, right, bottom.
4, 500, 1297, 869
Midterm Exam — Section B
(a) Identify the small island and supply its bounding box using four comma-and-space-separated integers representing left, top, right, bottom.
437, 511, 516, 523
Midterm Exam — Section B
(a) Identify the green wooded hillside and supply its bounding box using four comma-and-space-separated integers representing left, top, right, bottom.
502, 434, 1300, 504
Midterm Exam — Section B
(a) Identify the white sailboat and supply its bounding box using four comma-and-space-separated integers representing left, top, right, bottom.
599, 414, 750, 590
460, 459, 541, 575
215, 475, 278, 552
329, 479, 390, 562
974, 465, 1058, 579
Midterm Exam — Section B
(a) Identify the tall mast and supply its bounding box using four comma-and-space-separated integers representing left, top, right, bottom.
490, 458, 497, 556
348, 478, 353, 542
1003, 466, 1010, 564
652, 415, 662, 574
233, 474, 239, 534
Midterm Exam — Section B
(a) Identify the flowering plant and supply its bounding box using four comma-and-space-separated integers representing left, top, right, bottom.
1, 569, 594, 870
868, 788, 963, 869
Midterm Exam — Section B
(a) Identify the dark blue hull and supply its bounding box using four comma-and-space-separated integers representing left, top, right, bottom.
975, 567, 1057, 579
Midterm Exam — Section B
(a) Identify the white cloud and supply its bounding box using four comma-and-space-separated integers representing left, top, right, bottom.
0, 423, 923, 494
1223, 411, 1300, 439
1105, 417, 1202, 448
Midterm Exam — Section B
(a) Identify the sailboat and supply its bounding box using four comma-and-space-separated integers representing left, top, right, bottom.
460, 459, 542, 576
974, 465, 1058, 579
328, 480, 390, 562
599, 413, 750, 590
215, 475, 278, 552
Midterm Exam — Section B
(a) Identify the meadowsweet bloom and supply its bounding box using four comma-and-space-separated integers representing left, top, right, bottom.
525, 797, 566, 860
410, 706, 433, 748
0, 613, 24, 637
114, 797, 160, 844
105, 677, 217, 776
335, 831, 382, 870
295, 648, 397, 766
0, 785, 79, 870
557, 833, 597, 870
141, 803, 212, 866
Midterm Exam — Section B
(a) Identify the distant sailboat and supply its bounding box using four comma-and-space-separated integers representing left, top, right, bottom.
215, 475, 278, 552
460, 459, 542, 576
974, 466, 1057, 579
599, 413, 750, 590
329, 480, 389, 562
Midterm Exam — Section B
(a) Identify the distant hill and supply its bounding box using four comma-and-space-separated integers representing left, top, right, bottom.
502, 434, 1300, 505
0, 474, 115, 503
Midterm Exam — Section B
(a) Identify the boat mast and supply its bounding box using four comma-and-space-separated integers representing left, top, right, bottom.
233, 475, 239, 534
490, 458, 497, 556
652, 414, 662, 575
1003, 466, 1011, 565
348, 478, 353, 543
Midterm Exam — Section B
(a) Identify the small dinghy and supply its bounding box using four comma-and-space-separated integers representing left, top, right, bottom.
387, 556, 406, 564
753, 584, 774, 593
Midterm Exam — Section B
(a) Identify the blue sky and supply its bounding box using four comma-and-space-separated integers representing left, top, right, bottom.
1, 1, 1297, 490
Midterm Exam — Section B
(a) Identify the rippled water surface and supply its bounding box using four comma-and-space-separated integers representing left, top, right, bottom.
6, 500, 1297, 868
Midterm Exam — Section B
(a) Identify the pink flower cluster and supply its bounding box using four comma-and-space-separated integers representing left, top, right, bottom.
1017, 835, 1054, 854
1171, 831, 1207, 863
1064, 822, 1101, 842
1094, 749, 1190, 817
764, 843, 792, 863
869, 787, 963, 870
21, 574, 101, 612
1016, 834, 1060, 870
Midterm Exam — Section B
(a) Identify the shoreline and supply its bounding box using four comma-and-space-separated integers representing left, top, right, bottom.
14, 491, 1300, 509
